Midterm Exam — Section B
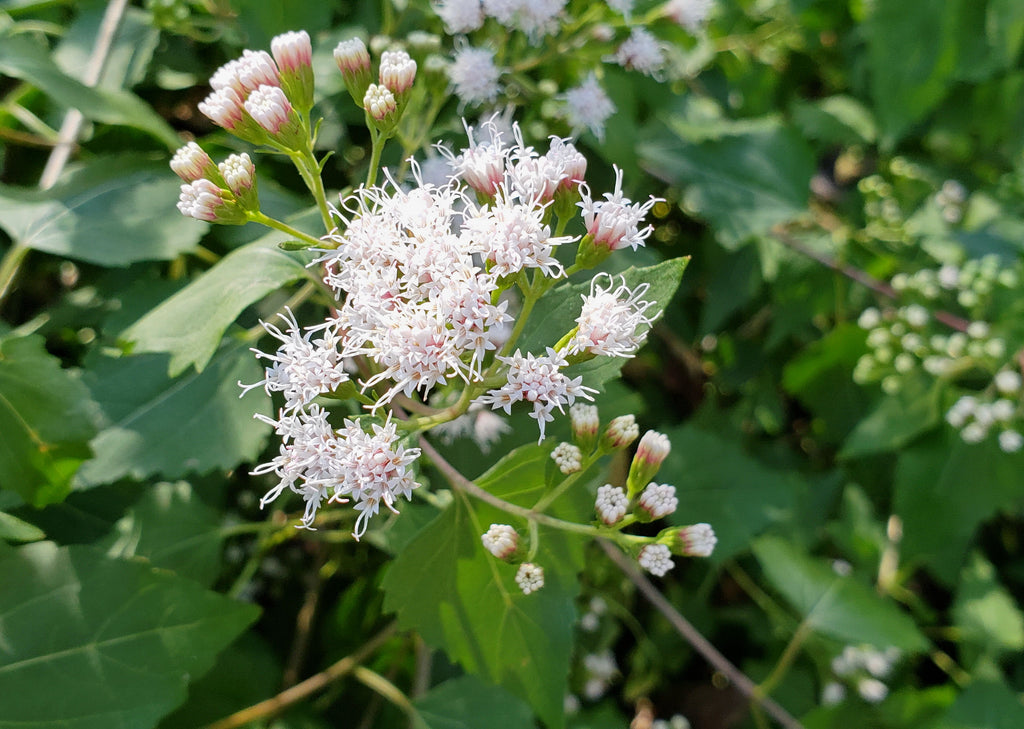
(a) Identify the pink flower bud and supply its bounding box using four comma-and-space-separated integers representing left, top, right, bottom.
363, 83, 397, 125
272, 30, 315, 112
637, 482, 677, 520
218, 153, 258, 210
601, 414, 638, 451
626, 430, 670, 496
170, 141, 218, 183
379, 49, 417, 96
334, 38, 373, 106
236, 49, 281, 94
244, 85, 305, 148
481, 524, 519, 560
176, 179, 247, 225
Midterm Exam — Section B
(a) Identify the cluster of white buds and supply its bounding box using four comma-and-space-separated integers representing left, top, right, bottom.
551, 442, 583, 474
514, 562, 545, 594
852, 254, 1024, 451
822, 645, 901, 705
934, 179, 968, 224
334, 39, 417, 130
889, 255, 1019, 314
581, 650, 618, 700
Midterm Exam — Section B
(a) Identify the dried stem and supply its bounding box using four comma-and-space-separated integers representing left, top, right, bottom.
599, 541, 805, 729
771, 228, 970, 332
204, 621, 399, 729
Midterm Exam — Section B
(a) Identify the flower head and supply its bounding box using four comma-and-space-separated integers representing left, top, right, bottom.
609, 27, 665, 77
579, 166, 661, 251
481, 523, 519, 559
560, 73, 614, 141
638, 544, 673, 576
551, 442, 583, 474
448, 44, 502, 108
271, 30, 314, 111
595, 484, 628, 525
568, 275, 655, 358
435, 0, 486, 33
638, 482, 677, 520
515, 562, 545, 594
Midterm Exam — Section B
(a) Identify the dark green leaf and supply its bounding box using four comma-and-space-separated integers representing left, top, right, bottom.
639, 120, 814, 248
0, 334, 97, 507
894, 431, 1024, 584
97, 481, 224, 587
382, 444, 585, 729
952, 551, 1024, 658
839, 376, 942, 459
123, 238, 310, 375
0, 541, 259, 729
0, 158, 206, 267
76, 343, 272, 487
658, 424, 801, 561
939, 680, 1024, 729
752, 536, 929, 652
415, 675, 534, 729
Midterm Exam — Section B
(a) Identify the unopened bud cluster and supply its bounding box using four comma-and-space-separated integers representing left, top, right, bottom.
334, 39, 417, 132
853, 256, 1024, 450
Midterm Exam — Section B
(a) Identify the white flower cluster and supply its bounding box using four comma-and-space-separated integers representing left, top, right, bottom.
947, 391, 1023, 452
551, 442, 583, 473
638, 482, 678, 519
890, 255, 1018, 312
822, 645, 901, 705
581, 649, 617, 700
568, 274, 655, 357
595, 484, 628, 525
638, 543, 674, 576
251, 408, 420, 538
515, 562, 545, 594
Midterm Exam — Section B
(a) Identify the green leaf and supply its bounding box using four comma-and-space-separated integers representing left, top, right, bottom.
894, 430, 1024, 584
658, 424, 801, 561
938, 680, 1024, 729
0, 30, 179, 149
0, 334, 97, 507
752, 536, 929, 652
124, 238, 310, 375
382, 444, 586, 729
839, 377, 942, 459
97, 481, 224, 587
0, 510, 45, 543
952, 551, 1024, 659
0, 541, 259, 729
790, 95, 878, 146
638, 119, 814, 248
0, 158, 206, 267
414, 675, 535, 729
520, 257, 689, 390
76, 343, 272, 487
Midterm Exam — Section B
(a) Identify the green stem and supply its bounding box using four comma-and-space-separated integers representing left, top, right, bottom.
754, 619, 814, 700
365, 120, 390, 188
532, 449, 600, 512
247, 211, 323, 247
0, 243, 30, 311
352, 666, 427, 729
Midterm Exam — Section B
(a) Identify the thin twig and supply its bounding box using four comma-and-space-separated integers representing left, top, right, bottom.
598, 541, 805, 729
204, 621, 399, 729
39, 0, 130, 189
282, 548, 328, 688
770, 228, 970, 332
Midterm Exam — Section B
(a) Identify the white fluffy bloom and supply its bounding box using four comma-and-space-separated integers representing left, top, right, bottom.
821, 681, 846, 706
250, 409, 420, 538
638, 544, 674, 576
665, 0, 713, 33
433, 402, 511, 452
239, 309, 350, 413
461, 192, 573, 278
475, 347, 597, 441
448, 45, 502, 108
483, 0, 566, 37
481, 523, 519, 559
568, 274, 655, 357
560, 73, 615, 141
999, 429, 1023, 453
609, 27, 665, 77
515, 562, 545, 594
435, 0, 485, 33
551, 442, 583, 473
578, 166, 661, 251
595, 484, 628, 525
995, 369, 1021, 394
857, 677, 889, 703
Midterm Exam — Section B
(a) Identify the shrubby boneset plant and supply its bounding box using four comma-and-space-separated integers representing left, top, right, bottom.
171, 28, 713, 591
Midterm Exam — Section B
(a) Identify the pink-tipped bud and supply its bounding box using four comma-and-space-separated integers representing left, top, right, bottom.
637, 482, 677, 521
237, 49, 281, 94
198, 87, 270, 145
334, 38, 373, 107
626, 430, 670, 497
217, 153, 258, 210
271, 30, 315, 112
570, 403, 599, 452
170, 141, 218, 183
379, 49, 417, 96
595, 484, 628, 526
244, 84, 304, 148
481, 523, 519, 561
209, 58, 245, 94
668, 523, 717, 557
363, 83, 398, 126
176, 179, 247, 225
601, 414, 639, 451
